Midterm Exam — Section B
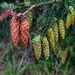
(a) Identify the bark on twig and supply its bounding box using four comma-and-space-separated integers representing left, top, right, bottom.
0, 0, 61, 21
23, 0, 61, 16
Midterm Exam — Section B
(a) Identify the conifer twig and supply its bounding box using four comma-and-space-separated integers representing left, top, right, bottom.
0, 0, 61, 21
23, 0, 61, 16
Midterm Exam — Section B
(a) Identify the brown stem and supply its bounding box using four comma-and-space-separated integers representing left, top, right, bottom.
23, 0, 61, 16
0, 0, 61, 21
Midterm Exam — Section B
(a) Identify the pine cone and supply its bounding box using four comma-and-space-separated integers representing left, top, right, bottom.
20, 19, 29, 48
42, 36, 50, 59
10, 16, 20, 46
59, 19, 65, 39
32, 35, 41, 60
47, 28, 55, 50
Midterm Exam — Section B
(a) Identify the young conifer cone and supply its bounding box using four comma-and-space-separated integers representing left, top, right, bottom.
10, 16, 20, 46
32, 35, 41, 60
53, 23, 58, 43
20, 19, 29, 48
26, 12, 33, 27
47, 28, 55, 50
42, 36, 50, 59
61, 48, 69, 64
59, 19, 65, 39
70, 14, 75, 25
66, 14, 72, 29
66, 6, 75, 29
69, 6, 75, 25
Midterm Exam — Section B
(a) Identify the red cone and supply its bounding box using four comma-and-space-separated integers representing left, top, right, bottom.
20, 19, 29, 48
10, 16, 20, 46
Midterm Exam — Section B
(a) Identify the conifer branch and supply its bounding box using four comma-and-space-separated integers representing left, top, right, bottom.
0, 0, 61, 21
23, 0, 61, 16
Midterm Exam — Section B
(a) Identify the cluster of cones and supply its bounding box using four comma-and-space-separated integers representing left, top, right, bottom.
10, 14, 29, 48
0, 9, 32, 48
32, 6, 75, 63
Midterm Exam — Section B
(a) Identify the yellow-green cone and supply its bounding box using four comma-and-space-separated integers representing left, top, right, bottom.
42, 36, 50, 59
26, 12, 33, 27
32, 35, 41, 60
66, 14, 72, 29
61, 48, 69, 64
53, 23, 58, 43
59, 19, 65, 39
47, 28, 55, 50
69, 6, 75, 16
69, 46, 74, 55
53, 46, 58, 54
69, 6, 75, 25
70, 14, 75, 25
